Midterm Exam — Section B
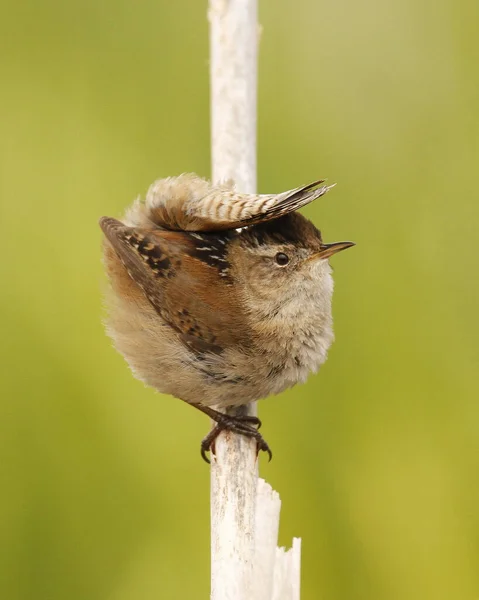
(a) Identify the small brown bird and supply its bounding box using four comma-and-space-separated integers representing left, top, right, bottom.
100, 174, 354, 462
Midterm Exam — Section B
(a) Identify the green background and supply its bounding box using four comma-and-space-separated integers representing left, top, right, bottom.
1, 0, 478, 598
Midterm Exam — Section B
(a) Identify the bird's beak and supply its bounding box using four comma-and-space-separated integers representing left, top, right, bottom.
310, 241, 355, 261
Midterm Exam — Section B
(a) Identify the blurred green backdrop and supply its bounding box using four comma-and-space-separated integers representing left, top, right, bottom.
1, 0, 479, 598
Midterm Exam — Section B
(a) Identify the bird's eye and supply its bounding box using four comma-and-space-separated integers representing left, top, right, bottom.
275, 252, 289, 266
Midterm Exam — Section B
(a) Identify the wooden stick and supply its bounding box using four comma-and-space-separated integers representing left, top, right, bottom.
208, 1, 301, 598
209, 0, 257, 194
209, 1, 258, 598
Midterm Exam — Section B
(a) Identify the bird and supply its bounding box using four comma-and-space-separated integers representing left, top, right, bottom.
99, 173, 354, 462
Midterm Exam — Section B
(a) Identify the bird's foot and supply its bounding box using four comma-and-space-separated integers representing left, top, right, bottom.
192, 404, 272, 464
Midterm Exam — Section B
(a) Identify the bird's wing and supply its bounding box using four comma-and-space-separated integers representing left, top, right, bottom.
100, 217, 247, 357
143, 175, 334, 231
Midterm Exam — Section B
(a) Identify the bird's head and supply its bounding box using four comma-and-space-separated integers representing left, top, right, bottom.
227, 212, 354, 319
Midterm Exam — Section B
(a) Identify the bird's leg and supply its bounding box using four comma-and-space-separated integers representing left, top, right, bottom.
191, 403, 273, 464
193, 403, 262, 428
200, 423, 272, 464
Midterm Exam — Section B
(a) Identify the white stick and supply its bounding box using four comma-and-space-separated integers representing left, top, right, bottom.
208, 2, 301, 599
209, 1, 258, 599
209, 0, 257, 193
253, 479, 282, 598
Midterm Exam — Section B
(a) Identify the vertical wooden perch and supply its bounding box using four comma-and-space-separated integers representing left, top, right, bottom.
208, 1, 301, 599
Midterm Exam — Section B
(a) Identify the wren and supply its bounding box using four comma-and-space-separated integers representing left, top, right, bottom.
99, 173, 354, 462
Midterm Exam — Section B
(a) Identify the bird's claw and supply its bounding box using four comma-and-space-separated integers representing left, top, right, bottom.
200, 415, 271, 464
